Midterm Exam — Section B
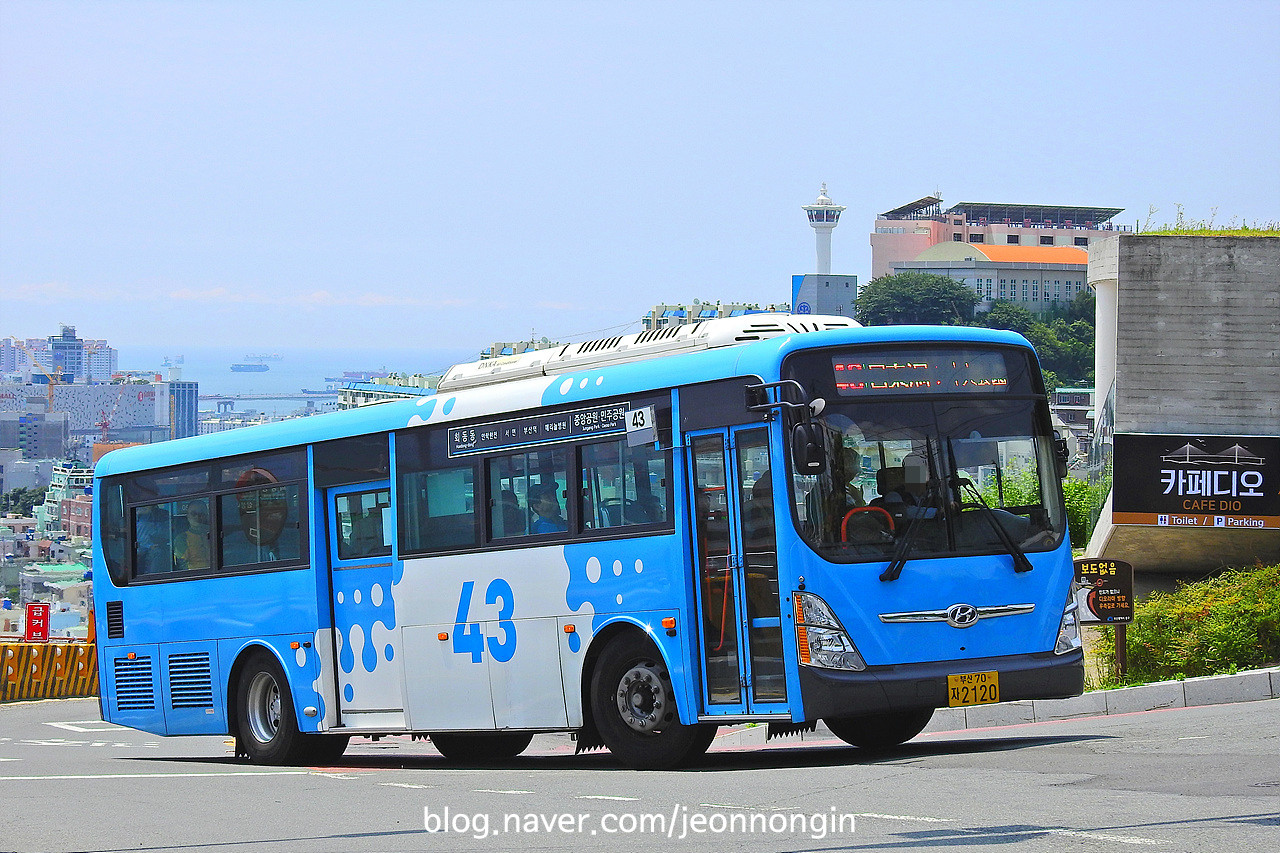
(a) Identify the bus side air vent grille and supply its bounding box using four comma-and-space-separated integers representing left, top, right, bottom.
168, 652, 215, 709
106, 601, 124, 639
571, 335, 625, 354
113, 656, 156, 711
633, 325, 688, 345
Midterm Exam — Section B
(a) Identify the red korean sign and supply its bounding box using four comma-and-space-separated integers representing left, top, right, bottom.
24, 602, 51, 642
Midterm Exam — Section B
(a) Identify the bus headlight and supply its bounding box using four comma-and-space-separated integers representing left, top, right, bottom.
794, 592, 866, 671
1054, 593, 1082, 655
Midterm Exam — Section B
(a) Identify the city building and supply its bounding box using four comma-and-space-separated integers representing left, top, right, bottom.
2, 327, 118, 383
62, 493, 94, 540
790, 274, 859, 318
0, 412, 69, 459
0, 379, 198, 449
0, 450, 54, 492
1051, 386, 1096, 454
889, 243, 1091, 314
870, 197, 1128, 281
640, 301, 790, 331
34, 461, 92, 538
337, 378, 438, 410
480, 338, 558, 360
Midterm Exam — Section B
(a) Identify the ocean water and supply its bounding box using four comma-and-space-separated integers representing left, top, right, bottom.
120, 344, 477, 415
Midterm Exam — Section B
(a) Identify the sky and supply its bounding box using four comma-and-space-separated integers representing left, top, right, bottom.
3, 0, 1278, 358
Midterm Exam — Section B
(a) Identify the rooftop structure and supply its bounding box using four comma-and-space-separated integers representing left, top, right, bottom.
871, 196, 1128, 280
640, 301, 790, 332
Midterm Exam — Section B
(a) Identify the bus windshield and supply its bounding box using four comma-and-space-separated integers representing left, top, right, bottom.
786, 346, 1066, 563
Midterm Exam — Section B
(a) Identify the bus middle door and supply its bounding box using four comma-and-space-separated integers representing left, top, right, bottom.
688, 426, 787, 718
326, 482, 405, 729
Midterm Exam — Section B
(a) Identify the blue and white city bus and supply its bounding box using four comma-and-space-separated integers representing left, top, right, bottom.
92, 315, 1084, 769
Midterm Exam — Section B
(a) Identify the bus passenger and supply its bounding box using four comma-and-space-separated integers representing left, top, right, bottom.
529, 483, 567, 533
175, 499, 211, 572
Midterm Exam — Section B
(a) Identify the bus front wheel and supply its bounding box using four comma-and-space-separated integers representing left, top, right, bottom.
590, 634, 717, 770
429, 732, 534, 763
825, 708, 934, 751
235, 649, 308, 765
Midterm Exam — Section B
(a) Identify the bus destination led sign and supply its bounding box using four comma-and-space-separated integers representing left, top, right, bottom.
830, 351, 1010, 396
448, 403, 629, 457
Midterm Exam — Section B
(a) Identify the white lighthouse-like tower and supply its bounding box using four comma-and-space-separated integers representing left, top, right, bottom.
802, 183, 846, 275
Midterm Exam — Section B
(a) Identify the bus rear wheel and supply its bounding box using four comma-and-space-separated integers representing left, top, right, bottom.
429, 732, 534, 763
590, 634, 717, 769
825, 708, 934, 752
235, 649, 308, 765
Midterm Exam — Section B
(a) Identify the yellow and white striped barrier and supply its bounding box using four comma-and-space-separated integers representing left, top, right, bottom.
0, 642, 99, 702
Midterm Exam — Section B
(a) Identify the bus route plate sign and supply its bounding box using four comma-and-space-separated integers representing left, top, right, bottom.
625, 406, 656, 447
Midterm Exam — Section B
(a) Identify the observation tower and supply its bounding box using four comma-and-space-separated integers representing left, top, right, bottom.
802, 183, 846, 275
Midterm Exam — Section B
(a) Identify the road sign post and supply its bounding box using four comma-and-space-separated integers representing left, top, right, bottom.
1074, 558, 1134, 677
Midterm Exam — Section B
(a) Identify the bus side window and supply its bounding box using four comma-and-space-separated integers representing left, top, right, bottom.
399, 467, 477, 552
335, 489, 392, 560
581, 439, 670, 529
134, 503, 177, 576
220, 484, 304, 567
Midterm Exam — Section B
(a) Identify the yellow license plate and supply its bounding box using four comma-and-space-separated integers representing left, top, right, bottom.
947, 671, 1000, 707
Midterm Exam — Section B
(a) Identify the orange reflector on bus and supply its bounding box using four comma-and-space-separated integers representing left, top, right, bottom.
661, 617, 676, 630
290, 642, 300, 650
563, 624, 576, 634
438, 632, 449, 641
127, 652, 136, 660
796, 625, 810, 665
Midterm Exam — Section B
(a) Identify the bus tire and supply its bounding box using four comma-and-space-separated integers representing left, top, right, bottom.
234, 649, 308, 765
429, 732, 534, 763
589, 634, 717, 769
825, 708, 934, 751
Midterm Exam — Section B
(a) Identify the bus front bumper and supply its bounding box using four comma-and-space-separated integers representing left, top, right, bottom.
797, 649, 1085, 720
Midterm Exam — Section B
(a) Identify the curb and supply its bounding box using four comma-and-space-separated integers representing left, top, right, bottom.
712, 665, 1280, 746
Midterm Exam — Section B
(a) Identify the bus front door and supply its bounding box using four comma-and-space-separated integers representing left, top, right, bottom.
325, 482, 405, 728
688, 426, 787, 717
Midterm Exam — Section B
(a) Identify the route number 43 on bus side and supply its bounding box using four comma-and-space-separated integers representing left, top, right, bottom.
452, 579, 517, 663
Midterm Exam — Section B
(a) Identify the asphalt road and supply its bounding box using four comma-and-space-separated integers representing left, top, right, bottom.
1, 697, 1277, 852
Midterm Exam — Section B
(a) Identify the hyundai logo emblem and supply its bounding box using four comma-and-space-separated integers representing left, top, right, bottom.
946, 603, 980, 628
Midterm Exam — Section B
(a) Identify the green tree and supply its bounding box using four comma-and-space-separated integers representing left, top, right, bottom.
0, 486, 45, 518
855, 272, 979, 326
981, 301, 1037, 336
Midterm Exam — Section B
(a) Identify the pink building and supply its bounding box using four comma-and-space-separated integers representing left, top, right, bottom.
62, 494, 94, 539
870, 197, 1128, 281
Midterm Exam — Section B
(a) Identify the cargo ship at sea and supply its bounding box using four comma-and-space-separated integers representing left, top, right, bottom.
230, 363, 270, 372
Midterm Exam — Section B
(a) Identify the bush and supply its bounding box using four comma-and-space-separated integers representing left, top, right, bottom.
1096, 563, 1280, 685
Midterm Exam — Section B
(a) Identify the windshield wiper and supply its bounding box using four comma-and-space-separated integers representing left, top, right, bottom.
945, 437, 1033, 574
880, 437, 941, 583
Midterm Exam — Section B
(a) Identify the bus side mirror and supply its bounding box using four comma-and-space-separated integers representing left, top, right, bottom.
1053, 433, 1070, 479
791, 422, 826, 475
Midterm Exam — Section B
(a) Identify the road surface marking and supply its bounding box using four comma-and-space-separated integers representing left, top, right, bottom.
0, 770, 312, 781
576, 795, 639, 801
381, 782, 437, 789
45, 720, 127, 733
